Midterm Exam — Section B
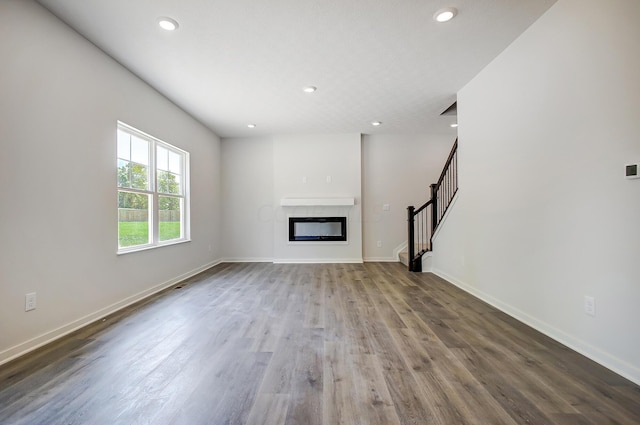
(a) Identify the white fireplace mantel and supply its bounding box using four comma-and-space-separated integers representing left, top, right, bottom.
280, 197, 355, 207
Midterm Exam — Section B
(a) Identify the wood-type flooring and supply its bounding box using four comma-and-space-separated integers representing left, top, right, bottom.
1, 262, 639, 424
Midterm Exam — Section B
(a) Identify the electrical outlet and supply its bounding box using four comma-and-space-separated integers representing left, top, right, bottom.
377, 240, 382, 248
584, 296, 595, 316
25, 292, 36, 312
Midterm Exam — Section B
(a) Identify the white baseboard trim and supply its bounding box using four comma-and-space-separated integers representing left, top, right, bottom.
222, 257, 367, 264
0, 259, 224, 367
221, 257, 274, 263
363, 257, 399, 262
431, 268, 640, 386
273, 258, 363, 264
421, 252, 433, 272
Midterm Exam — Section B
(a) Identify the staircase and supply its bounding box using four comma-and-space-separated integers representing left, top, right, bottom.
401, 139, 458, 272
399, 249, 433, 274
399, 243, 429, 268
398, 250, 409, 267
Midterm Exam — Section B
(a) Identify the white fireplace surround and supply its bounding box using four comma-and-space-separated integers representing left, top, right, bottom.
280, 197, 355, 207
272, 134, 362, 264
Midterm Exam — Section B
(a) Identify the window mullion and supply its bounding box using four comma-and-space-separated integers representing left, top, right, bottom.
151, 140, 158, 245
152, 193, 159, 245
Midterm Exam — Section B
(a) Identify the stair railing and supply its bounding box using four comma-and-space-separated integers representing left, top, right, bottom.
406, 139, 458, 271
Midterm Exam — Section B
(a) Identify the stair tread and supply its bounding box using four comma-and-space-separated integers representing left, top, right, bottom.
398, 250, 409, 266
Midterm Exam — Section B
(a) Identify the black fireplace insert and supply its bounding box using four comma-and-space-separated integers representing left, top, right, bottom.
288, 217, 347, 242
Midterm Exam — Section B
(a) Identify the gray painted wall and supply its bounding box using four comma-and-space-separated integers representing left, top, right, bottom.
433, 0, 640, 384
0, 0, 222, 363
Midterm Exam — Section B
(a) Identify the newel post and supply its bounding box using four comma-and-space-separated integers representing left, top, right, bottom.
407, 206, 415, 271
430, 183, 438, 233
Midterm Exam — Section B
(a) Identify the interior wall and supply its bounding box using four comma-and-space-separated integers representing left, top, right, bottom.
361, 134, 455, 261
221, 137, 274, 261
0, 0, 222, 364
221, 134, 456, 262
432, 0, 640, 384
273, 134, 362, 262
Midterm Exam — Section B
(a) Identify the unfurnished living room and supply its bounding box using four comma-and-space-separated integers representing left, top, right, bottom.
1, 0, 639, 424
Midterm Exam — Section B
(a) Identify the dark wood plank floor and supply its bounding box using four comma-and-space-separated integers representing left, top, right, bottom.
1, 262, 639, 424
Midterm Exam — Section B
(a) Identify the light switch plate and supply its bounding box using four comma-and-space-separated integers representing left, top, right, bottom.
25, 292, 37, 311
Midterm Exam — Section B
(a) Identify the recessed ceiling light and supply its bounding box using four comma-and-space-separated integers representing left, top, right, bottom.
433, 7, 458, 23
372, 121, 382, 126
158, 17, 179, 31
450, 123, 458, 128
247, 124, 256, 128
303, 86, 317, 93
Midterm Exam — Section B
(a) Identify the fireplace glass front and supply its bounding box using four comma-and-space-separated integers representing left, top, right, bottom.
289, 217, 347, 242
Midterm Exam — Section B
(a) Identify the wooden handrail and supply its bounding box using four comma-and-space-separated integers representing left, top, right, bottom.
413, 198, 433, 215
433, 139, 458, 228
435, 138, 458, 192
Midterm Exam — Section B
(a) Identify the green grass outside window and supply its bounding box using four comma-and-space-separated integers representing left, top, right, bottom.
118, 222, 181, 247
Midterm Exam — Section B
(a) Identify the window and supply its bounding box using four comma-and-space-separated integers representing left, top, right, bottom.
117, 122, 189, 253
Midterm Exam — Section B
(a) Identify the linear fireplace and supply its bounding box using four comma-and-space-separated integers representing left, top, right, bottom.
289, 217, 347, 242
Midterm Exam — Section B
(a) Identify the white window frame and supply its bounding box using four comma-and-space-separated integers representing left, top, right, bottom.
117, 121, 190, 254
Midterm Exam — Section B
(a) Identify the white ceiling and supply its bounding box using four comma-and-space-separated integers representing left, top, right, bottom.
36, 0, 556, 138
